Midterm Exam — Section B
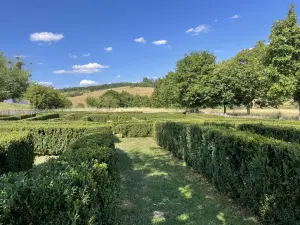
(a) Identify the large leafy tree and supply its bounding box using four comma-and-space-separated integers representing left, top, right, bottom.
175, 51, 216, 108
25, 84, 72, 109
264, 4, 300, 117
0, 53, 31, 101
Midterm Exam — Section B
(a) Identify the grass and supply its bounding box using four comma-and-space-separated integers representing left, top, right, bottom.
0, 102, 31, 110
71, 86, 154, 106
116, 138, 258, 225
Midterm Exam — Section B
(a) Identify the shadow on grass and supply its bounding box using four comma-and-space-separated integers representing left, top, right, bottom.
117, 138, 258, 225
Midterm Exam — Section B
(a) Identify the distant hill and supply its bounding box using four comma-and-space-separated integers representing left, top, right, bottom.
71, 86, 154, 106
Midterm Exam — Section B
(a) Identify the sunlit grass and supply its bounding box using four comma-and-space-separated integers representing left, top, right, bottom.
116, 138, 259, 225
0, 102, 31, 110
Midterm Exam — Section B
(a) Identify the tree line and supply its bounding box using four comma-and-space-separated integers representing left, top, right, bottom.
152, 4, 300, 116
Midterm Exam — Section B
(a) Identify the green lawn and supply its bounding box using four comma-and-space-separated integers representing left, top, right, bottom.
116, 138, 259, 225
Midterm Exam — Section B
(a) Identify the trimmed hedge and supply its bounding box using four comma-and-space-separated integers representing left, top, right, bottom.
0, 114, 36, 121
113, 122, 153, 137
238, 123, 300, 144
0, 131, 120, 225
0, 123, 112, 155
156, 122, 300, 225
0, 132, 34, 174
27, 113, 60, 121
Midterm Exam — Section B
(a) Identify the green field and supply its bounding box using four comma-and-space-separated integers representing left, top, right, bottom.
0, 102, 31, 110
1, 111, 300, 224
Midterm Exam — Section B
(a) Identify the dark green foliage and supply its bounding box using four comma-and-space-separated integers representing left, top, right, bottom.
131, 77, 156, 87
113, 122, 153, 137
0, 132, 34, 173
238, 123, 300, 144
59, 82, 135, 93
25, 84, 72, 109
0, 114, 36, 121
156, 121, 300, 224
27, 113, 59, 121
0, 132, 120, 225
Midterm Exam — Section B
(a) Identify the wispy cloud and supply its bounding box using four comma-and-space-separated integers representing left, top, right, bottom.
152, 40, 167, 45
30, 32, 64, 42
15, 55, 27, 59
38, 81, 53, 87
134, 37, 146, 44
80, 79, 98, 86
186, 24, 211, 35
82, 53, 91, 57
214, 50, 222, 53
68, 53, 77, 59
54, 63, 109, 74
214, 20, 218, 22
230, 14, 241, 19
116, 75, 121, 79
104, 47, 113, 52
37, 62, 43, 65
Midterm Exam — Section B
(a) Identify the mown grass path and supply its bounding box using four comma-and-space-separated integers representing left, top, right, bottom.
116, 138, 259, 225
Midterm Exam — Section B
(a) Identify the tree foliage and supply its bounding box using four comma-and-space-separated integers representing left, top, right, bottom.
0, 53, 31, 101
25, 84, 72, 109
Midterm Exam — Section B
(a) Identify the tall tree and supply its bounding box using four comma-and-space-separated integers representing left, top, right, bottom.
0, 53, 31, 101
264, 4, 300, 118
175, 51, 216, 108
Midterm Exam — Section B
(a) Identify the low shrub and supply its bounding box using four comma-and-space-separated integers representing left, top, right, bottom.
0, 132, 34, 174
156, 121, 300, 225
0, 131, 120, 225
0, 123, 112, 155
238, 123, 300, 144
27, 113, 60, 121
0, 114, 36, 121
113, 122, 153, 137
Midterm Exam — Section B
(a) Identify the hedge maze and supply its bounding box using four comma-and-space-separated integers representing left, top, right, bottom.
1, 111, 300, 224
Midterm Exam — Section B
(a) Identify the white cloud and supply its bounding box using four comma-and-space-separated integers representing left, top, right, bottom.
214, 50, 221, 53
82, 53, 91, 57
15, 55, 27, 58
54, 63, 109, 74
248, 48, 253, 50
214, 20, 218, 22
134, 37, 146, 44
152, 40, 167, 45
80, 79, 98, 86
68, 53, 77, 59
116, 75, 121, 79
37, 62, 43, 65
38, 81, 53, 87
186, 24, 211, 35
30, 32, 64, 42
104, 47, 113, 52
230, 14, 241, 19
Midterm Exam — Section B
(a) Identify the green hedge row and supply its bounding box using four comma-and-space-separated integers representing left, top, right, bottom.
113, 122, 153, 137
0, 130, 120, 225
0, 123, 111, 155
0, 132, 34, 174
63, 112, 187, 123
27, 113, 60, 121
155, 122, 300, 225
0, 114, 36, 121
238, 123, 300, 144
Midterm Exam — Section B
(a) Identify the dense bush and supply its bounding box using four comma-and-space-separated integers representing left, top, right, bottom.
0, 114, 36, 121
156, 121, 300, 224
27, 113, 60, 121
86, 90, 152, 108
0, 123, 111, 155
0, 131, 120, 225
238, 123, 300, 144
25, 84, 72, 109
0, 132, 34, 173
113, 122, 153, 137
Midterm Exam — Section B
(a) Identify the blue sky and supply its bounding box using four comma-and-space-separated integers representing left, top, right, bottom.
0, 0, 297, 88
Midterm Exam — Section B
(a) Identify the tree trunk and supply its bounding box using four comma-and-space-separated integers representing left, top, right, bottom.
223, 103, 227, 114
246, 104, 251, 115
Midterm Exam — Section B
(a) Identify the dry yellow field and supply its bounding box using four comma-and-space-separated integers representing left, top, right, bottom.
71, 86, 154, 106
